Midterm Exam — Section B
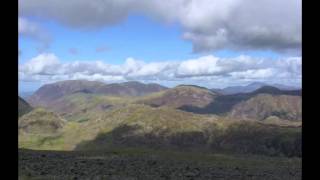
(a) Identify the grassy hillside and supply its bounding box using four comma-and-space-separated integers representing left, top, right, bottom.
137, 85, 218, 108
19, 108, 66, 150
19, 81, 301, 158
41, 93, 132, 121
19, 105, 301, 157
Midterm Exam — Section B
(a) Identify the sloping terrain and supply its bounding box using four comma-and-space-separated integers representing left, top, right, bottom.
178, 86, 301, 119
28, 80, 168, 107
229, 94, 302, 121
138, 85, 218, 108
19, 108, 66, 150
37, 93, 130, 121
250, 86, 301, 96
26, 80, 301, 123
19, 108, 65, 134
19, 96, 33, 117
18, 104, 301, 157
95, 81, 168, 96
19, 81, 302, 159
27, 80, 106, 107
212, 82, 300, 95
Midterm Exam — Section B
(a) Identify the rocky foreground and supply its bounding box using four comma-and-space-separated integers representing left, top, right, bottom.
19, 149, 301, 180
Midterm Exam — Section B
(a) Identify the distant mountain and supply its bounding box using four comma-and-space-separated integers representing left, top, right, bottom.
177, 86, 301, 121
28, 80, 168, 107
251, 86, 301, 96
18, 82, 301, 157
138, 85, 218, 109
94, 81, 168, 96
28, 80, 106, 107
18, 96, 32, 117
229, 94, 302, 121
212, 82, 300, 95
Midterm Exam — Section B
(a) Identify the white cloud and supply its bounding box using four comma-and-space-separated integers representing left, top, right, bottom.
230, 68, 276, 79
176, 56, 222, 77
19, 53, 59, 75
18, 0, 301, 53
19, 53, 301, 87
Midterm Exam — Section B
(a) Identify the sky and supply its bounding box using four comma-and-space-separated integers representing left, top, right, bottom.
18, 0, 301, 92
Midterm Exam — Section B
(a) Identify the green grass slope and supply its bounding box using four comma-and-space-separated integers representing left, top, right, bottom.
18, 104, 301, 157
19, 108, 66, 150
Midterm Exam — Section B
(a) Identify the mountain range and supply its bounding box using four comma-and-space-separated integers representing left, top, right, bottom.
211, 82, 300, 95
27, 80, 168, 107
19, 80, 302, 157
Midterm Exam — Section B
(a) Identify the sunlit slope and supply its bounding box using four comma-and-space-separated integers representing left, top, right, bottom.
18, 104, 301, 157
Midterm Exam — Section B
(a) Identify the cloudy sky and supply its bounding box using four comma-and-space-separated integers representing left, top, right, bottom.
18, 0, 301, 92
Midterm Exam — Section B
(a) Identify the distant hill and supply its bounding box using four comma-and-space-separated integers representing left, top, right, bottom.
138, 85, 218, 109
28, 80, 106, 107
251, 86, 301, 96
18, 96, 32, 117
94, 81, 168, 96
177, 86, 301, 121
212, 82, 300, 95
28, 80, 168, 107
229, 94, 302, 121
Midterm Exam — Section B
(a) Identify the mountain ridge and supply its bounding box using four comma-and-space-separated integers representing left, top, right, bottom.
28, 80, 168, 107
211, 82, 300, 95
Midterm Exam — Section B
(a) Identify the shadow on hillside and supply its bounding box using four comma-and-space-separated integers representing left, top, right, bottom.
178, 93, 252, 115
74, 123, 301, 157
75, 124, 208, 151
178, 89, 302, 115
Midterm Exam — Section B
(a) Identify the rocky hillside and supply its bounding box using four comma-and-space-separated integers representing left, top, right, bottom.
18, 96, 33, 117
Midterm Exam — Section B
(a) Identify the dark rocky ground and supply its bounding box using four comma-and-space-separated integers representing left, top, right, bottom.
19, 149, 301, 180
